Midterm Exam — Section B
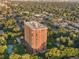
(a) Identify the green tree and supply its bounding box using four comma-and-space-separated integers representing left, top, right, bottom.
21, 54, 31, 59
9, 53, 21, 59
0, 45, 7, 54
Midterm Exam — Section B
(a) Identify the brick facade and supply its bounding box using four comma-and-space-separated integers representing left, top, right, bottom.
24, 21, 48, 53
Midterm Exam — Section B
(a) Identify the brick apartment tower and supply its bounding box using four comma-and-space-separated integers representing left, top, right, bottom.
24, 21, 48, 53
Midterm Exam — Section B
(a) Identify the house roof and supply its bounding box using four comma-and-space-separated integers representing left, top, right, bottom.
0, 30, 4, 35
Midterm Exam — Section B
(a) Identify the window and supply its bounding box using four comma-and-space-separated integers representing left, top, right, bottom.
36, 33, 38, 48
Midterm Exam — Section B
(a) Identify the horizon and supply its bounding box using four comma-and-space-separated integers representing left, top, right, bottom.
2, 0, 79, 2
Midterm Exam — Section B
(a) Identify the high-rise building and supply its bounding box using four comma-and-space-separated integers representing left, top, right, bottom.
24, 21, 48, 53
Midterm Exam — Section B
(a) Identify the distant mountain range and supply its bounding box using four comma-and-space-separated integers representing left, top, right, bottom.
1, 0, 79, 2
9, 0, 79, 2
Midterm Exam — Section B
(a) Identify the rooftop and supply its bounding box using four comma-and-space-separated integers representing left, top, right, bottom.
24, 21, 47, 29
0, 30, 4, 35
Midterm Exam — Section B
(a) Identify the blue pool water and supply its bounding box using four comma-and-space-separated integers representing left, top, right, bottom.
6, 45, 14, 54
